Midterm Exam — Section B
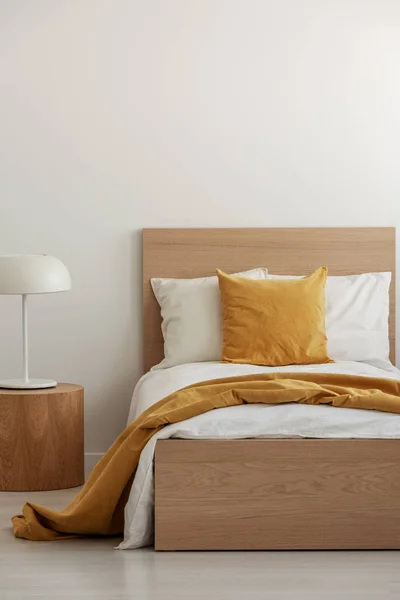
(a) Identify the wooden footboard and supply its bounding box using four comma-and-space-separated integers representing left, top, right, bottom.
154, 439, 400, 550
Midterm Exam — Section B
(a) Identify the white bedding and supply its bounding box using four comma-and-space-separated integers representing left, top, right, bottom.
119, 360, 400, 550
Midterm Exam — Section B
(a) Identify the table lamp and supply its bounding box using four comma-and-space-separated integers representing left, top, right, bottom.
0, 254, 71, 389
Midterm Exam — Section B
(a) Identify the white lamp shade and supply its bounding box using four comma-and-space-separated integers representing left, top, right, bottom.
0, 254, 71, 294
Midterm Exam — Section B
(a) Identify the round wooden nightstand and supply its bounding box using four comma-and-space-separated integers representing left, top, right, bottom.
0, 383, 84, 491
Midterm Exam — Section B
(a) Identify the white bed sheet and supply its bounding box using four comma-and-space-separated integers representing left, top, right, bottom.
119, 360, 400, 550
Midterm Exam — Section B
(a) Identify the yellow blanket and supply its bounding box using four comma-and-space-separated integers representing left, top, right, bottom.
12, 372, 400, 542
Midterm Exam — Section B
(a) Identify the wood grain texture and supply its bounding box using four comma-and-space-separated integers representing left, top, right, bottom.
143, 227, 396, 370
155, 439, 400, 551
3, 491, 400, 599
0, 384, 84, 491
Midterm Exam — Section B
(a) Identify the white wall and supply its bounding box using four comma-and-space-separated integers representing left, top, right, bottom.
1, 0, 400, 456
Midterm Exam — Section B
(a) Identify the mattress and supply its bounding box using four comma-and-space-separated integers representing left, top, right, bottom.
119, 360, 400, 549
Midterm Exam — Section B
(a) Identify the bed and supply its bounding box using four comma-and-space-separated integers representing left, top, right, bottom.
121, 227, 400, 551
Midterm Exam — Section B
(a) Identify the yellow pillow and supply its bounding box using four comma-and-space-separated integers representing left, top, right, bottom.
217, 266, 332, 367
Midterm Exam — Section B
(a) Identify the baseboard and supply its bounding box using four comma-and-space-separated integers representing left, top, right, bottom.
84, 452, 104, 480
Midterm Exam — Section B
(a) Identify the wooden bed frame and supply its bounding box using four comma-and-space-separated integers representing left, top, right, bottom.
143, 227, 397, 550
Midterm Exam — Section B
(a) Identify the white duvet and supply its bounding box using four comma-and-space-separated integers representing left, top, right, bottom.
118, 360, 400, 550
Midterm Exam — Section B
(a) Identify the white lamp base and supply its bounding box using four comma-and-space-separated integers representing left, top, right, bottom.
0, 378, 57, 390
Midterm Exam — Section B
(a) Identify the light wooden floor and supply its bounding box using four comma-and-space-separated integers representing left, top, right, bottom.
0, 489, 399, 599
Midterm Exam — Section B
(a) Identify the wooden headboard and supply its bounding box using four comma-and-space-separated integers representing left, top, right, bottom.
143, 228, 396, 371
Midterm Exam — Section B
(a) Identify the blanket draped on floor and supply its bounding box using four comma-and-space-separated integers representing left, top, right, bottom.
12, 372, 400, 542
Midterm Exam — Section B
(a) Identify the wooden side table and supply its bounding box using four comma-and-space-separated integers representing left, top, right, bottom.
0, 383, 84, 491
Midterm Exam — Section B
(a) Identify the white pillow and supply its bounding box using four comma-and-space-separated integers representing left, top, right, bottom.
151, 268, 268, 369
267, 272, 391, 363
